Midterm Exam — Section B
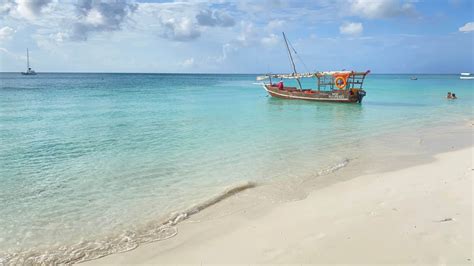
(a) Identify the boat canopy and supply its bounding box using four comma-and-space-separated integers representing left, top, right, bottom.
256, 70, 370, 81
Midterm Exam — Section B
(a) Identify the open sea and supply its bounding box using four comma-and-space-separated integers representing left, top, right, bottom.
0, 73, 472, 263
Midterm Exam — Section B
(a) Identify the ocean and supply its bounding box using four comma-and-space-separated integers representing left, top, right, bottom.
0, 73, 472, 263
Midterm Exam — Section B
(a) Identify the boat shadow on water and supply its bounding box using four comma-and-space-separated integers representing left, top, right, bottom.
266, 96, 365, 109
265, 97, 366, 119
264, 97, 368, 130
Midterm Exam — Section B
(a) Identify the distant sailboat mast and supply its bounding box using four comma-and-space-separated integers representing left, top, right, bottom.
21, 48, 37, 75
26, 48, 30, 72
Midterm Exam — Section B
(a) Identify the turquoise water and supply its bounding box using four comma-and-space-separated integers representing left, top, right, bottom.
0, 73, 472, 263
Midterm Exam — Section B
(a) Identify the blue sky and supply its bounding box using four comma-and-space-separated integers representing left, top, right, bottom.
0, 0, 473, 73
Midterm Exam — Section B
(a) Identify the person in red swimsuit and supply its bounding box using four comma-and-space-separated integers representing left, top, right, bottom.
277, 79, 284, 89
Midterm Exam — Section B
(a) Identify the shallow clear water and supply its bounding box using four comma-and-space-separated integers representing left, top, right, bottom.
0, 73, 472, 261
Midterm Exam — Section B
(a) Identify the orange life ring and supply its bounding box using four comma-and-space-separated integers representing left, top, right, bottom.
334, 76, 346, 89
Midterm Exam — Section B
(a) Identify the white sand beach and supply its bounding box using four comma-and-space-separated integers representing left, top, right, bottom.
85, 125, 473, 265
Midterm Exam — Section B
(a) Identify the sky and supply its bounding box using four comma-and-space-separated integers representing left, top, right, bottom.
0, 0, 473, 73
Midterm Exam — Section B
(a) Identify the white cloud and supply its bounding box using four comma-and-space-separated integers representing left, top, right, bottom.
69, 1, 137, 41
160, 17, 201, 42
212, 43, 237, 63
0, 0, 52, 19
459, 22, 474, 32
196, 9, 235, 27
339, 22, 363, 36
16, 0, 52, 19
266, 19, 285, 31
132, 2, 237, 43
236, 0, 285, 14
0, 26, 15, 41
349, 0, 416, 19
237, 21, 259, 46
180, 57, 195, 68
261, 33, 279, 46
85, 9, 105, 26
0, 1, 15, 16
1, 1, 137, 42
0, 47, 23, 61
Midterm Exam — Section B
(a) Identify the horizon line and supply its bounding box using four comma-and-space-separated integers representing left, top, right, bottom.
0, 71, 469, 75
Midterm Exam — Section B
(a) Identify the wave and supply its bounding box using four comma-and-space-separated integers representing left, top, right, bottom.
0, 158, 350, 265
0, 181, 256, 265
1, 157, 350, 265
316, 158, 350, 176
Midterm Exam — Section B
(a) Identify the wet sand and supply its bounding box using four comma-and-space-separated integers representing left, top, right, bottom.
84, 122, 473, 265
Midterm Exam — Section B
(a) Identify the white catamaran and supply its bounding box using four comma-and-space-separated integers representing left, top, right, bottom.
21, 48, 37, 75
460, 73, 473, 80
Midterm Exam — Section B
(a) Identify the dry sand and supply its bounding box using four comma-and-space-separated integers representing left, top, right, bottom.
85, 144, 473, 264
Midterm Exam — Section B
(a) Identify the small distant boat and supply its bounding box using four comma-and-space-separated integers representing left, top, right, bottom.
410, 76, 418, 80
257, 32, 368, 103
460, 73, 473, 80
21, 48, 37, 75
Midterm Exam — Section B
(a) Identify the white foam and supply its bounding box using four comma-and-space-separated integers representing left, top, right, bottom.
2, 181, 256, 264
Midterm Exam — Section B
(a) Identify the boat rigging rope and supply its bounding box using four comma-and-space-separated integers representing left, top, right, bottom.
287, 39, 311, 73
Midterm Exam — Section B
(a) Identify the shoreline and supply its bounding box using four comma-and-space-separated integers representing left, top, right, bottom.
84, 121, 473, 264
3, 120, 471, 264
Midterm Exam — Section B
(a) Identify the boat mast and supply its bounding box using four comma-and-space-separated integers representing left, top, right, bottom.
282, 32, 302, 90
26, 48, 30, 71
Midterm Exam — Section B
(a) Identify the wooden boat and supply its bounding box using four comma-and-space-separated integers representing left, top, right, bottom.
21, 48, 37, 75
257, 33, 369, 103
261, 71, 369, 103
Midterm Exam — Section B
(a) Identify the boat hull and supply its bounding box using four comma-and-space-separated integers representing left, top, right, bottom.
263, 85, 364, 103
